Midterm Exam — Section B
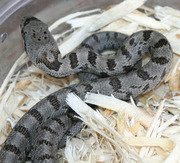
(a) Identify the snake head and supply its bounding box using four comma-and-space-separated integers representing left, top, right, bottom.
20, 16, 40, 29
20, 16, 40, 39
20, 16, 49, 44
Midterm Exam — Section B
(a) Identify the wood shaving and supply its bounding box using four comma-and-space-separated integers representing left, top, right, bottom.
0, 0, 180, 162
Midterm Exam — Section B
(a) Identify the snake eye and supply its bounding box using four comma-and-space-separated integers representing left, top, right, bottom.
24, 19, 31, 26
21, 29, 27, 38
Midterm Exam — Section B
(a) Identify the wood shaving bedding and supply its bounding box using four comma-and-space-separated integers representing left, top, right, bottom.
0, 0, 180, 162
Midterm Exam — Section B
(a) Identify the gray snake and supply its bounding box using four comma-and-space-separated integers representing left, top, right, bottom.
0, 16, 173, 162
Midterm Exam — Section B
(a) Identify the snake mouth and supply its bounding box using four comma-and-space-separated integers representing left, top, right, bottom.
20, 16, 40, 29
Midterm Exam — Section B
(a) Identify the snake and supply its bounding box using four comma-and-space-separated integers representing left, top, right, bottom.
0, 16, 173, 163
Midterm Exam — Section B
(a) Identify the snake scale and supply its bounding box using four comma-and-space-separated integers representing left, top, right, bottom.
0, 16, 173, 162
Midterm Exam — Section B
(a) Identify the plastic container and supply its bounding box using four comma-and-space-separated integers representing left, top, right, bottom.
0, 0, 179, 85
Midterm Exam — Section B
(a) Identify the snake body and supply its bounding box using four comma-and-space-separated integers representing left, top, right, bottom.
0, 17, 173, 162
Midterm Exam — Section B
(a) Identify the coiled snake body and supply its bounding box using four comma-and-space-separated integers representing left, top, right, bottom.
0, 17, 173, 162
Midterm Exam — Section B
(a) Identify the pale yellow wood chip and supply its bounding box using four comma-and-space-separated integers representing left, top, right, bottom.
122, 137, 174, 151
